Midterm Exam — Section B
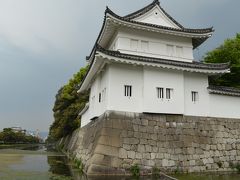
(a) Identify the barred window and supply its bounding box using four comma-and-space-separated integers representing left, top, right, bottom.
157, 87, 164, 99
124, 85, 132, 97
166, 88, 173, 99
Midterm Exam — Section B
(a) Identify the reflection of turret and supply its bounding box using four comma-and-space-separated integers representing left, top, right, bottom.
35, 129, 40, 139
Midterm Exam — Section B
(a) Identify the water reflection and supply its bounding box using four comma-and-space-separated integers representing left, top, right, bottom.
48, 155, 72, 177
1, 145, 240, 180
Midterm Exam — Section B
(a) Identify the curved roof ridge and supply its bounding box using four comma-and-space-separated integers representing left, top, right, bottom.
106, 8, 213, 34
124, 0, 159, 18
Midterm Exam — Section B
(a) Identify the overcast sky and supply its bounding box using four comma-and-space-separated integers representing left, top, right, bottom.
0, 0, 239, 132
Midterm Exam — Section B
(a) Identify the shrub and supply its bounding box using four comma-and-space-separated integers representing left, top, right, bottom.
130, 164, 140, 177
74, 158, 84, 172
152, 166, 160, 177
235, 163, 240, 173
217, 161, 223, 168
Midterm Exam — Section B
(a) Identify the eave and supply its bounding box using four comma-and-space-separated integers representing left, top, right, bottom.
208, 86, 240, 97
79, 46, 230, 93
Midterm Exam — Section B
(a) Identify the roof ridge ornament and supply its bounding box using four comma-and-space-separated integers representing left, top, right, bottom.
153, 0, 160, 5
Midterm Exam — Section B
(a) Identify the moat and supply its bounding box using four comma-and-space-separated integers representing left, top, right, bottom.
0, 144, 240, 180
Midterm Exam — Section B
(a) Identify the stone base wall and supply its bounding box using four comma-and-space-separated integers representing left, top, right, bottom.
60, 111, 240, 175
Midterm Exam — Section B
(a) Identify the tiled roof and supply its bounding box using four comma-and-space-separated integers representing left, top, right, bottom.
106, 7, 213, 35
208, 86, 240, 96
96, 44, 230, 71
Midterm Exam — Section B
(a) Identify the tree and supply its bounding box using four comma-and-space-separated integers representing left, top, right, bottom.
48, 66, 89, 141
204, 33, 240, 88
0, 128, 40, 144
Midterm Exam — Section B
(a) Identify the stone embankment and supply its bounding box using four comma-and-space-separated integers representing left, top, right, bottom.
59, 111, 240, 175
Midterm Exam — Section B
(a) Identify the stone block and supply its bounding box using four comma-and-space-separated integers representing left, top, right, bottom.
151, 153, 156, 159
111, 158, 123, 168
142, 119, 148, 126
133, 125, 139, 132
123, 138, 139, 145
123, 144, 131, 150
145, 145, 152, 152
189, 160, 196, 166
139, 126, 147, 133
151, 134, 158, 141
127, 151, 136, 159
95, 145, 119, 157
119, 148, 127, 159
143, 153, 151, 159
162, 159, 168, 167
112, 119, 124, 129
136, 152, 143, 159
140, 139, 148, 145
149, 120, 156, 126
134, 132, 141, 138
148, 140, 156, 146
137, 144, 145, 153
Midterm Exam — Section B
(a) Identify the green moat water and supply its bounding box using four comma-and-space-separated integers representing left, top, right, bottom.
0, 145, 240, 180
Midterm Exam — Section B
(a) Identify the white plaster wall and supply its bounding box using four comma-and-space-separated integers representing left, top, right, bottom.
81, 108, 90, 127
209, 94, 240, 119
110, 28, 193, 62
133, 6, 179, 29
184, 72, 210, 116
107, 63, 143, 113
84, 66, 109, 122
143, 67, 184, 114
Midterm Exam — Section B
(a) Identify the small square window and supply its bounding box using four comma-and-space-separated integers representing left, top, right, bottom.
167, 45, 174, 56
157, 87, 164, 99
176, 46, 183, 57
124, 85, 132, 97
141, 41, 149, 52
130, 39, 138, 51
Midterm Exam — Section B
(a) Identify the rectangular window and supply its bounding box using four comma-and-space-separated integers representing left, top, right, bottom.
141, 41, 149, 52
176, 46, 183, 57
124, 85, 132, 97
157, 87, 164, 99
166, 88, 173, 99
167, 45, 174, 56
130, 39, 138, 51
191, 91, 198, 102
99, 93, 101, 103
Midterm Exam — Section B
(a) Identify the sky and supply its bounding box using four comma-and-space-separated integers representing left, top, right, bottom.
0, 0, 239, 132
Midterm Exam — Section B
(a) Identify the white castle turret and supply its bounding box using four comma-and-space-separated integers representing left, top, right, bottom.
78, 0, 240, 127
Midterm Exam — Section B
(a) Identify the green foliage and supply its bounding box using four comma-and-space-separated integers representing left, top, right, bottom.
229, 161, 235, 169
48, 66, 89, 141
152, 166, 160, 177
229, 162, 240, 173
0, 128, 39, 144
217, 161, 223, 168
174, 165, 181, 174
74, 158, 84, 172
235, 163, 240, 173
204, 33, 240, 88
130, 164, 140, 177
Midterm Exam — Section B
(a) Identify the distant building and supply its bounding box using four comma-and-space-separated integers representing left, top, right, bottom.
10, 127, 26, 134
78, 0, 240, 127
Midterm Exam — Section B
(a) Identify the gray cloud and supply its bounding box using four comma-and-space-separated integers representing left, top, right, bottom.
0, 0, 239, 131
